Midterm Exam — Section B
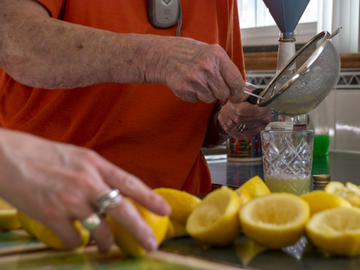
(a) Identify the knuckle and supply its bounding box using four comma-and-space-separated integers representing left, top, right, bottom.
185, 70, 200, 84
61, 192, 83, 209
76, 149, 100, 164
121, 174, 138, 192
208, 43, 225, 57
72, 171, 93, 187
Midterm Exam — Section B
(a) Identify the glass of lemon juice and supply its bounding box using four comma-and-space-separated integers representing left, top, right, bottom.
261, 129, 314, 195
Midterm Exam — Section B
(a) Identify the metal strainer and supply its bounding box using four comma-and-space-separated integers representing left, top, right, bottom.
246, 28, 341, 116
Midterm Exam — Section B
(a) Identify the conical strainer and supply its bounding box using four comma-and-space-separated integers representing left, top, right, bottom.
246, 28, 341, 116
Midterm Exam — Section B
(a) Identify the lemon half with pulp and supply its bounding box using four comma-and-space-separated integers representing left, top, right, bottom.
325, 181, 360, 207
239, 193, 310, 249
186, 186, 241, 246
306, 207, 360, 256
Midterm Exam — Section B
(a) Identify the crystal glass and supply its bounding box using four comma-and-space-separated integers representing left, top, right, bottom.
260, 129, 314, 195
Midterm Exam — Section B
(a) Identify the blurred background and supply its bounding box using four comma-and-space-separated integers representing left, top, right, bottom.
238, 0, 360, 154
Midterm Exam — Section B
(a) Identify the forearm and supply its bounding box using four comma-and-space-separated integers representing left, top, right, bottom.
0, 0, 247, 103
0, 3, 160, 89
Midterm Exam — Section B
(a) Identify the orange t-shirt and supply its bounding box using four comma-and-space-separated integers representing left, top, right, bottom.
0, 0, 245, 194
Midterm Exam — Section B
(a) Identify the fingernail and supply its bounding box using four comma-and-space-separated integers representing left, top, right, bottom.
145, 237, 158, 251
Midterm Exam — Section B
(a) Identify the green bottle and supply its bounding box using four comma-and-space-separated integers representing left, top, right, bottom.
309, 102, 330, 157
312, 155, 330, 175
313, 134, 330, 157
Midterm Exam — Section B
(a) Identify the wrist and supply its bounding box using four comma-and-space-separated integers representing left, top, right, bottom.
138, 34, 167, 84
214, 109, 228, 142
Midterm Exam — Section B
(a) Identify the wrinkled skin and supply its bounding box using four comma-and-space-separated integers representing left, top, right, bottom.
147, 37, 246, 104
217, 83, 272, 139
0, 1, 245, 105
0, 129, 170, 253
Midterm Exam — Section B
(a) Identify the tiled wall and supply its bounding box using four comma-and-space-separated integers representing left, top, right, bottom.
247, 69, 360, 154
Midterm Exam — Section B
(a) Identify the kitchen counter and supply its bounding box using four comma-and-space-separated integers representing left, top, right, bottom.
0, 152, 359, 270
2, 226, 360, 270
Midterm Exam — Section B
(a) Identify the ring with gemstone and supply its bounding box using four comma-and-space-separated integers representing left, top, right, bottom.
81, 213, 101, 232
97, 189, 122, 215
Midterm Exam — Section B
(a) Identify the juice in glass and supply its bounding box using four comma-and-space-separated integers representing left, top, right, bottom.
265, 176, 311, 195
261, 129, 314, 196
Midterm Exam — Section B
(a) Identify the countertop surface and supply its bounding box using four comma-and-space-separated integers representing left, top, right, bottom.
206, 151, 360, 188
2, 228, 360, 270
0, 152, 359, 270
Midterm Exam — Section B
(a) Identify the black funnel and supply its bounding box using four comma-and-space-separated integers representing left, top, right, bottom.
263, 0, 310, 36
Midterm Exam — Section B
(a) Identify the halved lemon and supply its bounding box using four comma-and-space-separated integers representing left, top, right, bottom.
18, 212, 90, 250
235, 176, 271, 206
239, 193, 310, 249
306, 207, 360, 256
154, 188, 201, 223
108, 200, 169, 257
300, 191, 351, 215
0, 197, 21, 230
325, 181, 360, 207
186, 186, 241, 246
154, 188, 200, 240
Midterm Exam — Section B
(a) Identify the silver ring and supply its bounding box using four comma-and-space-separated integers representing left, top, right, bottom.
81, 213, 101, 232
97, 189, 122, 215
235, 123, 247, 133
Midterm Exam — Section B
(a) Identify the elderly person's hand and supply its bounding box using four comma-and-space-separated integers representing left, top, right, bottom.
0, 129, 170, 253
146, 36, 246, 104
217, 84, 271, 139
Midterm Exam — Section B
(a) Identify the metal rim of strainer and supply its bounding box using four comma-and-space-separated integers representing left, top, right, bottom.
257, 28, 341, 108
